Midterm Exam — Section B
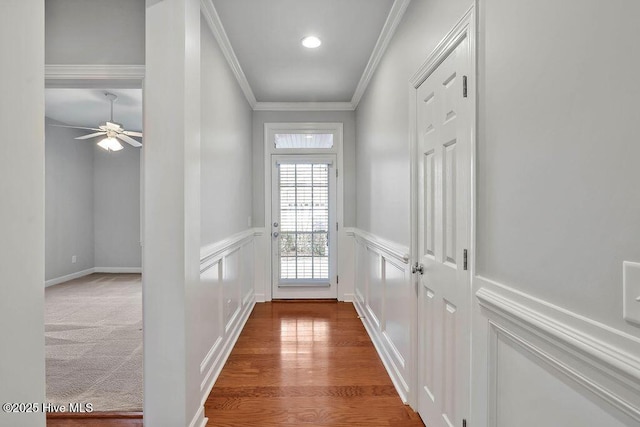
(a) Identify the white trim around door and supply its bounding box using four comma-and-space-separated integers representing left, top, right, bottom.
409, 3, 477, 422
264, 122, 344, 300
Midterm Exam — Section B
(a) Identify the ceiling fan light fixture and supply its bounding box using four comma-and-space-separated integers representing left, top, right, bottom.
301, 36, 321, 49
98, 137, 123, 152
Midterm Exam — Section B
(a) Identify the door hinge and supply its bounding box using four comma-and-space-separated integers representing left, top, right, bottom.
337, 275, 339, 284
336, 169, 339, 178
463, 75, 468, 98
463, 420, 467, 427
336, 222, 339, 231
463, 249, 468, 270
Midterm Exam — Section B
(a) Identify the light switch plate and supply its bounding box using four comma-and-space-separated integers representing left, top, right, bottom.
623, 261, 640, 325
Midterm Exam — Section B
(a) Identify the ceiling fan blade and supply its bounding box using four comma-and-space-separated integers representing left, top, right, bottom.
75, 132, 107, 140
116, 133, 142, 147
49, 124, 102, 132
122, 130, 143, 137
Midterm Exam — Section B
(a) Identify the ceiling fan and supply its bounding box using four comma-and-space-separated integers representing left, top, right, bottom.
51, 92, 142, 152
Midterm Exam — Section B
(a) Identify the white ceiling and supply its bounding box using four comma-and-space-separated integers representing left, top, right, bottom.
45, 89, 143, 131
211, 0, 395, 103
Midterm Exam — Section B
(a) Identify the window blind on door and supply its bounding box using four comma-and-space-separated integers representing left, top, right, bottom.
279, 163, 329, 281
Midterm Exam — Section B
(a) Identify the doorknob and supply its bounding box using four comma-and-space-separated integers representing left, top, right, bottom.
273, 222, 279, 227
273, 231, 279, 238
412, 262, 424, 275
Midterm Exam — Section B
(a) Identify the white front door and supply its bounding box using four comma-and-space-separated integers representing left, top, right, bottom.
416, 34, 472, 427
271, 155, 337, 299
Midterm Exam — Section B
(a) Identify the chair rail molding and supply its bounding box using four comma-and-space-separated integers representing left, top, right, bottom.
200, 228, 258, 266
350, 228, 410, 265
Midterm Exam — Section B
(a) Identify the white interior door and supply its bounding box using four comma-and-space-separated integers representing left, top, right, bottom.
271, 155, 337, 299
416, 35, 472, 427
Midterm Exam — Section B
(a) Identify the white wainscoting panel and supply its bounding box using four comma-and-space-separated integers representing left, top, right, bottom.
474, 276, 640, 427
492, 326, 632, 427
252, 228, 268, 302
367, 248, 384, 330
338, 229, 356, 302
351, 228, 412, 402
198, 229, 257, 408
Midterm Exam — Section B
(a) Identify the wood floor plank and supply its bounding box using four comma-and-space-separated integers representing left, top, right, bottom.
47, 420, 143, 427
205, 301, 424, 426
47, 412, 143, 426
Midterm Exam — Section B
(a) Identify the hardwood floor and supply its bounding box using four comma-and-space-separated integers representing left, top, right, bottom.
48, 302, 424, 426
47, 412, 143, 426
205, 301, 424, 427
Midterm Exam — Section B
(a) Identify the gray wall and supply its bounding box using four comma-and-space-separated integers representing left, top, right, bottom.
252, 110, 356, 227
356, 0, 640, 333
45, 0, 144, 65
94, 144, 141, 268
45, 118, 95, 280
476, 0, 640, 331
200, 15, 253, 246
356, 0, 470, 245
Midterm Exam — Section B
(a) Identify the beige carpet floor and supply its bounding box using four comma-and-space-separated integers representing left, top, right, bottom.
45, 273, 143, 412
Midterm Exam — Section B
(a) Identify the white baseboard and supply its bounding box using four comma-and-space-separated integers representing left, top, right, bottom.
188, 405, 206, 427
354, 300, 409, 403
94, 267, 142, 274
45, 268, 94, 287
341, 293, 355, 302
45, 267, 143, 287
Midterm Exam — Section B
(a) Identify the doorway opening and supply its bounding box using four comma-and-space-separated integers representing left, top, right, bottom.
264, 123, 344, 300
44, 82, 144, 416
272, 156, 337, 298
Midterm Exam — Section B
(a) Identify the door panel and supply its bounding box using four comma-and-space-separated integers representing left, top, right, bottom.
271, 156, 337, 299
417, 35, 471, 427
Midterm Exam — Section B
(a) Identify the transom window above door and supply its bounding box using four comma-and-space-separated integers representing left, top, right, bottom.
275, 133, 334, 149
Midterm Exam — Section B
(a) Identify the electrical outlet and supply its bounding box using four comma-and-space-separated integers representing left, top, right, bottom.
623, 261, 640, 325
72, 255, 77, 264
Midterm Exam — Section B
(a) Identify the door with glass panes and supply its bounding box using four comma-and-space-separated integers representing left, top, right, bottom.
271, 155, 337, 299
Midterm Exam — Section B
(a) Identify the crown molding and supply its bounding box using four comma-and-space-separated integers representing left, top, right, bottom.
253, 101, 355, 112
350, 0, 412, 108
201, 0, 257, 108
45, 64, 145, 80
45, 64, 145, 88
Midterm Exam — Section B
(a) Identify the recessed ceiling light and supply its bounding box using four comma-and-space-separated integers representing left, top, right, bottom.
305, 135, 313, 139
301, 36, 321, 49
